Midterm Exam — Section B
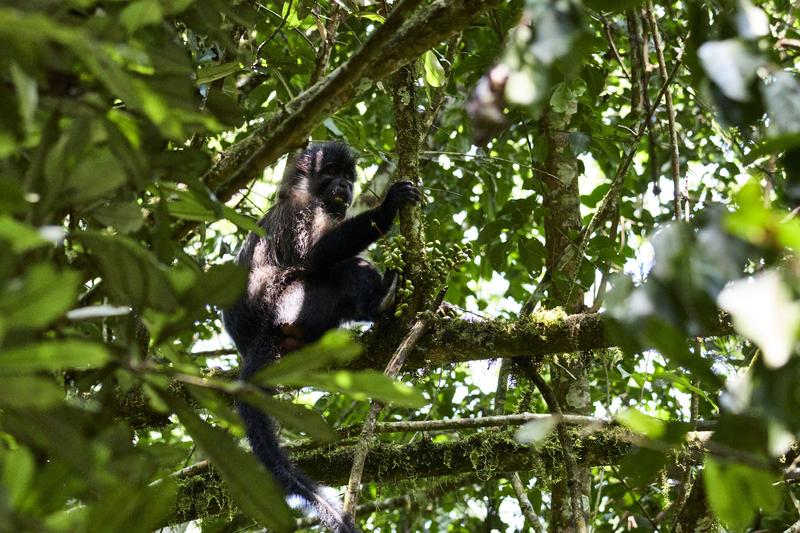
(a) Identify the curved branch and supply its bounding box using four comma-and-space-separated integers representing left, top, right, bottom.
176, 0, 503, 240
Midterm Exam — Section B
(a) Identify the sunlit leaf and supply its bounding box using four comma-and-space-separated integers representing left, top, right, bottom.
736, 0, 769, 39
615, 408, 666, 439
196, 61, 242, 85
252, 330, 362, 382
66, 305, 132, 320
269, 370, 426, 408
718, 270, 800, 369
0, 216, 49, 252
1, 446, 35, 507
698, 39, 762, 102
120, 0, 164, 33
423, 50, 446, 88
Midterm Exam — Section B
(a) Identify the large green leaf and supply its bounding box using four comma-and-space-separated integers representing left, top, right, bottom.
0, 340, 111, 375
0, 264, 78, 332
704, 458, 780, 528
75, 231, 179, 312
0, 376, 63, 408
231, 388, 338, 443
0, 215, 49, 252
265, 370, 426, 408
85, 481, 175, 533
162, 393, 294, 531
154, 263, 247, 342
251, 330, 363, 382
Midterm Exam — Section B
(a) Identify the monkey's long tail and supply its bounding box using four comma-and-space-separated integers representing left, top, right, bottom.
237, 365, 358, 533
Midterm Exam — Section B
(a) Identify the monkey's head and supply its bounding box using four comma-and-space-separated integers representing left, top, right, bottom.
280, 142, 357, 219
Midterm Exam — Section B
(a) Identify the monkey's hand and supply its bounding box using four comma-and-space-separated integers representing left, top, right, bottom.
381, 181, 422, 216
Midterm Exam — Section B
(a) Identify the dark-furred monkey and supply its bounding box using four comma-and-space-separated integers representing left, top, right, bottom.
223, 142, 420, 532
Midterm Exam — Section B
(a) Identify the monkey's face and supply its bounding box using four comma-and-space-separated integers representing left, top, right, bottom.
315, 163, 354, 219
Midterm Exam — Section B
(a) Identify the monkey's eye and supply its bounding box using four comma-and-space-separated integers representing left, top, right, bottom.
321, 164, 354, 180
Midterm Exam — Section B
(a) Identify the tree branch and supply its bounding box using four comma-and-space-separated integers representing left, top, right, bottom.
176, 0, 502, 239
168, 428, 636, 525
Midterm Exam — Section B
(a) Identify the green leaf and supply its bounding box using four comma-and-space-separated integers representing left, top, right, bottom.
184, 264, 247, 308
704, 458, 780, 528
10, 62, 37, 133
161, 393, 294, 532
154, 264, 247, 342
196, 61, 242, 85
0, 340, 111, 375
0, 264, 79, 332
273, 370, 426, 408
65, 147, 128, 204
75, 232, 179, 312
86, 481, 175, 533
619, 448, 666, 488
642, 320, 721, 387
120, 0, 164, 34
0, 376, 63, 408
252, 330, 362, 382
91, 201, 144, 233
0, 216, 49, 252
423, 50, 446, 88
1, 447, 35, 507
165, 188, 262, 234
355, 12, 385, 23
615, 408, 666, 439
235, 390, 337, 442
0, 176, 26, 214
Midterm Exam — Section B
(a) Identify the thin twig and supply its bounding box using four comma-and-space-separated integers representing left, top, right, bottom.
565, 44, 685, 305
342, 315, 436, 517
254, 0, 293, 63
309, 3, 343, 85
611, 465, 660, 531
342, 284, 446, 518
521, 366, 588, 532
511, 473, 545, 533
305, 475, 478, 528
599, 14, 630, 79
645, 1, 683, 221
495, 360, 545, 532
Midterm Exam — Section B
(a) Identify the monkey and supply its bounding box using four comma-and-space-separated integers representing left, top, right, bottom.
222, 142, 421, 533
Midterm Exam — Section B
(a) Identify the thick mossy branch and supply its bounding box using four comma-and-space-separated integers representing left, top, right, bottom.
169, 428, 634, 524
195, 0, 503, 215
121, 312, 732, 429
355, 311, 733, 370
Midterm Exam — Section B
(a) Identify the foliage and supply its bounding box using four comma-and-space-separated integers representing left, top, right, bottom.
1, 0, 800, 531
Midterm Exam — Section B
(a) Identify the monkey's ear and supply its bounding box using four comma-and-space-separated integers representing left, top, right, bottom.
283, 146, 308, 179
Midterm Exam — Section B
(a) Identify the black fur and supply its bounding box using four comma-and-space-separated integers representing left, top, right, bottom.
223, 142, 420, 532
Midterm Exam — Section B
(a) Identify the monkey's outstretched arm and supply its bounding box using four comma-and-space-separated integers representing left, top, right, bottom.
306, 181, 420, 270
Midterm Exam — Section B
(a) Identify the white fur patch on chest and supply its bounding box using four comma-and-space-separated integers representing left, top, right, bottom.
274, 282, 306, 326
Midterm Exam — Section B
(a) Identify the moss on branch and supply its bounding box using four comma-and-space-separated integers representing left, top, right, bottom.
169, 428, 633, 525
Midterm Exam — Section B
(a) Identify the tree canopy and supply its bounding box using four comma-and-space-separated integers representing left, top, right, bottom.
1, 0, 800, 531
